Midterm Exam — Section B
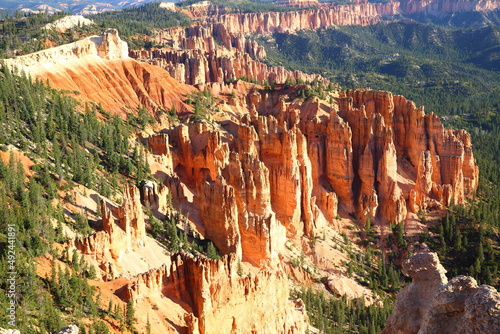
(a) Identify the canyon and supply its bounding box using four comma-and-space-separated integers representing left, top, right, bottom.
8, 27, 479, 333
2, 1, 498, 333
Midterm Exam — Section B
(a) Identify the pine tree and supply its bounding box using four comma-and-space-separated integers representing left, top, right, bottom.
72, 251, 80, 273
40, 293, 63, 333
237, 260, 243, 277
478, 241, 485, 263
116, 305, 126, 331
126, 299, 136, 330
108, 298, 113, 315
88, 264, 97, 280
147, 314, 152, 334
207, 242, 220, 260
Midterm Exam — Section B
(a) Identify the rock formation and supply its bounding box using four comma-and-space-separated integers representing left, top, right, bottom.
419, 277, 500, 334
326, 274, 375, 304
5, 29, 127, 71
183, 0, 500, 30
135, 87, 478, 271
382, 252, 500, 334
68, 185, 147, 279
131, 23, 326, 86
275, 0, 321, 8
119, 252, 308, 334
150, 122, 288, 264
0, 329, 20, 334
55, 325, 80, 334
206, 2, 400, 35
382, 252, 448, 334
130, 46, 324, 86
337, 90, 478, 221
4, 29, 193, 114
44, 15, 94, 33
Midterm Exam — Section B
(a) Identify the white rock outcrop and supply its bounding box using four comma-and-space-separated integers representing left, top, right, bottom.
0, 329, 20, 334
44, 15, 94, 32
3, 29, 128, 74
56, 325, 80, 334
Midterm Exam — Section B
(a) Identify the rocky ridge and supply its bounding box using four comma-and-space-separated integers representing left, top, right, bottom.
205, 2, 399, 35
5, 29, 128, 72
5, 29, 193, 114
67, 186, 147, 279
181, 0, 500, 36
383, 252, 500, 334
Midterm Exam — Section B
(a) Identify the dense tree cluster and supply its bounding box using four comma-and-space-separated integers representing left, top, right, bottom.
186, 89, 217, 122
0, 65, 155, 332
423, 206, 499, 287
0, 153, 106, 333
0, 11, 70, 58
293, 288, 392, 334
88, 2, 192, 48
0, 66, 152, 192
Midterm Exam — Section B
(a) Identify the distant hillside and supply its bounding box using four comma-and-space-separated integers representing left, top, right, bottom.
0, 0, 166, 15
260, 22, 500, 116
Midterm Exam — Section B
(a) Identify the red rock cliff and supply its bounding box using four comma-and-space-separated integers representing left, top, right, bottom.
181, 0, 499, 38
141, 88, 477, 267
207, 2, 399, 35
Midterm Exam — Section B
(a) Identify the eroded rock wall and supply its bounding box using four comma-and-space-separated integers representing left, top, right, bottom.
120, 252, 308, 334
131, 23, 325, 86
206, 2, 400, 35
140, 88, 477, 270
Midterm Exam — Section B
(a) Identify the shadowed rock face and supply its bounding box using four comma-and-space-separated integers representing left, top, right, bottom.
383, 252, 500, 334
